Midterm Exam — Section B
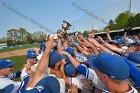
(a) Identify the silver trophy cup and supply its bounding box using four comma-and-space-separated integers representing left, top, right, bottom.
57, 20, 71, 37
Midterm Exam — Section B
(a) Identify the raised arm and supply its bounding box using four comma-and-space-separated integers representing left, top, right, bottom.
62, 51, 80, 68
88, 37, 114, 54
63, 36, 69, 49
105, 29, 112, 42
26, 37, 55, 88
123, 31, 129, 42
98, 36, 122, 54
57, 33, 63, 54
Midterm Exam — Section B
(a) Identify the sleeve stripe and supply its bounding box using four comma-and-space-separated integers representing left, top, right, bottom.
17, 81, 24, 93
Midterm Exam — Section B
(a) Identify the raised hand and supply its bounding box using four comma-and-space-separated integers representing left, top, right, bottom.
105, 29, 110, 34
67, 84, 78, 93
24, 64, 34, 76
55, 70, 63, 79
80, 78, 92, 90
98, 36, 105, 44
45, 35, 55, 50
60, 59, 67, 75
57, 33, 63, 39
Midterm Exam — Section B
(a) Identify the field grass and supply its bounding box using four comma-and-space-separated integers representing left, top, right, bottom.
0, 45, 39, 53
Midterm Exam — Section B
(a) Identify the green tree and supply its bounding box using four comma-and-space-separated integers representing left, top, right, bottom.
7, 28, 33, 46
125, 16, 135, 28
134, 13, 140, 27
83, 30, 89, 37
32, 31, 46, 42
114, 11, 129, 29
105, 11, 130, 30
18, 28, 31, 44
0, 37, 7, 44
125, 13, 140, 28
7, 29, 19, 46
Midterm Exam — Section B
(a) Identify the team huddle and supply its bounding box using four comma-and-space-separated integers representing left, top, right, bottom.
0, 29, 140, 93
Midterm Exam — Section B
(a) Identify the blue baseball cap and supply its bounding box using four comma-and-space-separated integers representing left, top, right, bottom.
121, 57, 140, 87
135, 40, 140, 45
26, 53, 37, 59
109, 40, 118, 45
115, 36, 122, 40
117, 39, 126, 44
121, 56, 140, 67
87, 54, 97, 69
25, 76, 60, 93
27, 49, 36, 54
49, 53, 64, 67
128, 43, 136, 47
127, 52, 140, 64
65, 47, 74, 56
127, 40, 140, 46
64, 62, 77, 76
0, 60, 16, 69
93, 53, 130, 80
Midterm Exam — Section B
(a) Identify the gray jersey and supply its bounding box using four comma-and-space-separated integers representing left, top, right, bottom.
0, 76, 22, 93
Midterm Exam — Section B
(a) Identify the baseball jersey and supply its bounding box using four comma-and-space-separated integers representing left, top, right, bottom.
19, 65, 51, 93
70, 74, 91, 89
74, 52, 87, 62
47, 74, 65, 93
0, 76, 22, 93
37, 51, 43, 61
70, 74, 93, 93
102, 84, 138, 93
21, 67, 29, 81
76, 64, 138, 93
76, 64, 105, 90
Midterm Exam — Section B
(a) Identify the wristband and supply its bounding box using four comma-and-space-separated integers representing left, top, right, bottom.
75, 43, 79, 46
67, 54, 71, 57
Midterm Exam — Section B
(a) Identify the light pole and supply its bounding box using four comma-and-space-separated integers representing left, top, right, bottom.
128, 0, 132, 17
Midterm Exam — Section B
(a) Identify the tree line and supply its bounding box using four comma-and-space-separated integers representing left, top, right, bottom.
0, 11, 140, 45
82, 11, 140, 37
1, 28, 46, 46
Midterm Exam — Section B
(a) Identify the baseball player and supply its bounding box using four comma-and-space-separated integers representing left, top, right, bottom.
0, 59, 22, 93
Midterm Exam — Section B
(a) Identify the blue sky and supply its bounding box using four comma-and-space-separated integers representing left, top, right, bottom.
0, 0, 140, 37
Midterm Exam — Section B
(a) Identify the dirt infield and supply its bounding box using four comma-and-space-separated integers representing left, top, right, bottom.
0, 47, 39, 59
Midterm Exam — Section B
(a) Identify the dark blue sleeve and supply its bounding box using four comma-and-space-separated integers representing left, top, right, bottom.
9, 71, 22, 79
76, 64, 89, 77
20, 76, 30, 93
15, 70, 22, 78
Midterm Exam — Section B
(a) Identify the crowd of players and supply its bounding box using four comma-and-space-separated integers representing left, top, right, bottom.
0, 29, 140, 93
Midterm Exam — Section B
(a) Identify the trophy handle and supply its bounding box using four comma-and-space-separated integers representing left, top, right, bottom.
63, 20, 72, 26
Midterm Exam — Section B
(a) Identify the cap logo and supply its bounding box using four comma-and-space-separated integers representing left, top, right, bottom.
6, 60, 11, 62
111, 75, 115, 79
35, 86, 44, 92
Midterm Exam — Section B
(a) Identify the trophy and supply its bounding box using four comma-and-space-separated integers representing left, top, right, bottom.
57, 20, 71, 38
74, 31, 80, 37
